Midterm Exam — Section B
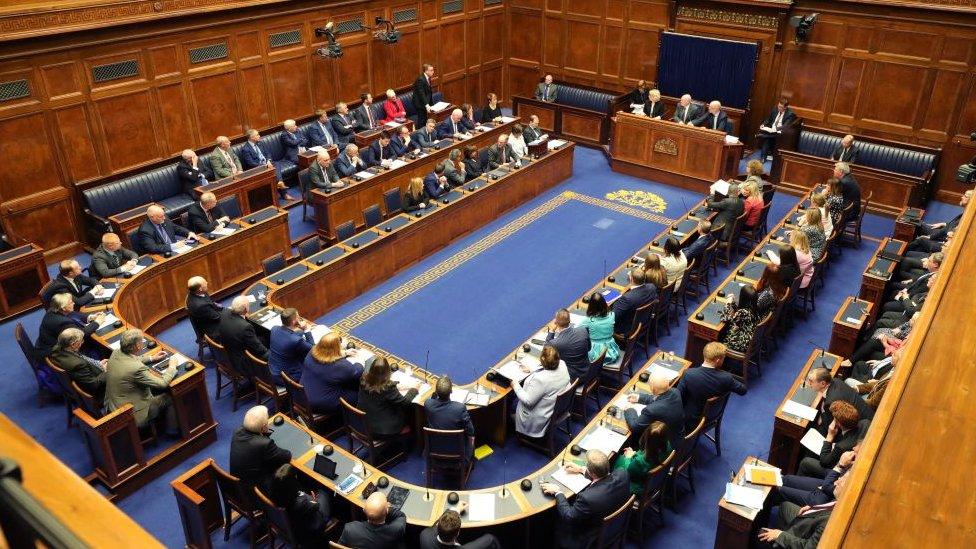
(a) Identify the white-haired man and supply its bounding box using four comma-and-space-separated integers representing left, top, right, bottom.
210, 135, 242, 178
186, 276, 222, 338
437, 108, 469, 140
186, 192, 229, 234
672, 94, 701, 124
218, 295, 268, 375
135, 204, 196, 255
177, 148, 209, 194
229, 405, 292, 494
104, 328, 176, 428
693, 100, 732, 133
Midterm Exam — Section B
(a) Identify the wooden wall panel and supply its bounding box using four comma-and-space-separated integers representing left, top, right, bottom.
95, 91, 159, 172
336, 42, 371, 101
156, 83, 195, 153
240, 65, 272, 130
190, 72, 244, 140
268, 56, 312, 120
53, 106, 102, 182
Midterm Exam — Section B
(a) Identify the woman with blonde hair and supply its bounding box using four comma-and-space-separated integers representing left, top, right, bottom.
403, 176, 429, 212
811, 192, 834, 236
788, 230, 815, 288
741, 180, 764, 229
799, 207, 826, 260
301, 332, 363, 414
744, 159, 765, 187
643, 254, 669, 289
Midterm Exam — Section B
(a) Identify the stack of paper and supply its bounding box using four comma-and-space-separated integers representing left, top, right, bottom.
384, 121, 401, 128
260, 313, 282, 330
354, 170, 375, 180
648, 363, 680, 382
613, 395, 645, 416
710, 179, 730, 196
500, 116, 517, 123
552, 468, 591, 494
449, 387, 470, 404
475, 125, 493, 132
97, 287, 117, 299
109, 340, 121, 350
128, 264, 146, 275
568, 312, 586, 326
468, 493, 496, 522
724, 135, 740, 144
766, 250, 780, 263
494, 360, 532, 382
724, 483, 765, 510
212, 226, 236, 236
465, 391, 490, 406
172, 243, 192, 254
308, 145, 325, 152
782, 399, 818, 421
410, 383, 432, 402
389, 159, 408, 169
579, 426, 628, 456
547, 139, 567, 150
347, 348, 375, 366
431, 101, 451, 112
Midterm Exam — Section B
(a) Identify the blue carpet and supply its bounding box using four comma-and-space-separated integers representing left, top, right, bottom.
0, 146, 961, 548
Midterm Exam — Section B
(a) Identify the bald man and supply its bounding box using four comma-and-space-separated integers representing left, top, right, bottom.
437, 108, 469, 140
334, 143, 365, 178
187, 191, 229, 234
338, 491, 407, 549
623, 370, 684, 448
693, 100, 733, 133
186, 276, 222, 338
831, 134, 860, 164
210, 136, 242, 178
135, 205, 195, 255
486, 134, 517, 170
176, 149, 209, 195
672, 94, 701, 124
90, 232, 138, 279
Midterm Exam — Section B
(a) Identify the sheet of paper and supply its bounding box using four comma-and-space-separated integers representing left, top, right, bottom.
649, 363, 680, 382
547, 139, 567, 150
579, 426, 628, 456
468, 493, 496, 522
724, 135, 740, 144
98, 313, 119, 329
568, 312, 586, 326
782, 399, 818, 421
410, 384, 432, 404
724, 483, 765, 510
475, 125, 493, 132
465, 391, 490, 406
614, 394, 646, 416
449, 387, 470, 404
800, 428, 827, 454
347, 348, 375, 366
500, 116, 517, 123
96, 287, 117, 299
765, 250, 780, 263
389, 159, 408, 169
212, 226, 236, 236
354, 170, 375, 180
745, 465, 783, 487
494, 360, 532, 382
260, 313, 282, 330
308, 145, 324, 152
245, 294, 256, 303
552, 468, 591, 495
128, 264, 146, 275
171, 243, 192, 254
383, 121, 400, 128
109, 340, 121, 350
309, 324, 332, 343
710, 179, 730, 196
845, 317, 862, 325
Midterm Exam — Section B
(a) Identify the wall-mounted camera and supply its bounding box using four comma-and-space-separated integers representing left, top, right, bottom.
371, 17, 401, 45
314, 22, 343, 59
789, 13, 819, 45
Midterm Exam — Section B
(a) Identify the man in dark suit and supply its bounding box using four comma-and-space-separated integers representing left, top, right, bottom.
623, 371, 684, 448
240, 129, 285, 189
522, 115, 544, 143
916, 190, 970, 240
437, 109, 469, 140
540, 450, 632, 549
758, 471, 849, 548
412, 63, 436, 125
534, 74, 557, 102
682, 220, 715, 262
304, 109, 338, 148
707, 184, 745, 241
392, 125, 417, 155
797, 400, 870, 478
830, 134, 859, 163
329, 102, 358, 149
185, 276, 221, 339
676, 342, 746, 429
338, 491, 407, 549
309, 150, 343, 191
217, 295, 268, 376
89, 232, 137, 279
365, 132, 399, 167
832, 162, 862, 221
612, 269, 656, 335
805, 367, 873, 435
229, 405, 292, 495
44, 259, 103, 307
281, 119, 305, 166
35, 294, 103, 359
353, 93, 379, 131
424, 164, 450, 199
672, 94, 701, 124
413, 118, 439, 150
135, 205, 195, 255
268, 308, 313, 385
423, 376, 475, 457
186, 192, 229, 234
778, 446, 856, 507
644, 89, 665, 119
693, 100, 733, 133
420, 509, 500, 549
486, 134, 517, 170
176, 149, 209, 195
545, 309, 591, 381
334, 143, 366, 178
49, 326, 108, 402
757, 98, 797, 159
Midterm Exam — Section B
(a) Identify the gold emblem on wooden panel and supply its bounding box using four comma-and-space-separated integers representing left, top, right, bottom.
676, 7, 780, 29
604, 190, 668, 213
653, 137, 678, 156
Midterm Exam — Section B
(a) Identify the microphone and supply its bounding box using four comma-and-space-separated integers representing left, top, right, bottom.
424, 349, 430, 373
500, 456, 508, 497
807, 339, 825, 366
602, 259, 607, 289
680, 196, 689, 215
295, 415, 315, 446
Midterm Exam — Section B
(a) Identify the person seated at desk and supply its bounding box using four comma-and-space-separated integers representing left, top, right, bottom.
460, 103, 478, 131
643, 88, 665, 119
44, 259, 104, 307
778, 444, 856, 508
614, 420, 671, 496
229, 405, 292, 495
269, 308, 313, 386
424, 164, 450, 199
486, 134, 518, 170
338, 491, 407, 549
462, 145, 483, 181
756, 263, 787, 318
187, 192, 229, 234
622, 371, 684, 449
310, 150, 343, 191
833, 162, 861, 222
481, 92, 503, 124
90, 232, 138, 279
581, 292, 620, 364
366, 131, 399, 168
693, 100, 733, 133
720, 284, 760, 353
218, 295, 268, 378
50, 327, 108, 402
282, 119, 307, 167
269, 463, 333, 547
706, 183, 744, 242
305, 109, 338, 148
682, 220, 715, 263
177, 149, 209, 195
540, 450, 631, 549
403, 177, 431, 212
522, 115, 544, 143
392, 125, 417, 156
758, 470, 850, 548
424, 375, 475, 457
35, 293, 103, 359
437, 108, 470, 140
381, 89, 407, 124
743, 159, 766, 191
241, 129, 288, 197
612, 268, 656, 336
414, 118, 439, 150
330, 102, 358, 148
535, 74, 557, 102
676, 342, 746, 428
672, 94, 701, 125
511, 345, 570, 438
301, 332, 363, 413
210, 135, 243, 179
660, 236, 688, 290
785, 236, 814, 288
797, 400, 870, 478
353, 93, 379, 131
757, 98, 796, 159
804, 367, 874, 435
741, 181, 764, 230
892, 252, 940, 293
334, 143, 366, 178
186, 276, 221, 339
358, 356, 419, 445
825, 178, 846, 226
642, 254, 669, 291
915, 190, 970, 241
420, 508, 500, 549
442, 149, 466, 188
796, 207, 827, 261
545, 308, 592, 382
136, 205, 197, 255
876, 275, 932, 330
831, 134, 859, 164
810, 192, 834, 237
103, 328, 177, 430
508, 124, 529, 159
771, 243, 802, 288
630, 80, 649, 107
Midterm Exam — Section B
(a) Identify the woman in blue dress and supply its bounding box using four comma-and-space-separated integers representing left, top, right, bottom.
581, 292, 621, 364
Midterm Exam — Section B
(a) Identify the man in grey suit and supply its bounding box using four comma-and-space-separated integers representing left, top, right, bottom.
535, 74, 557, 102
90, 232, 137, 279
707, 184, 745, 241
210, 135, 243, 179
309, 151, 343, 191
103, 329, 177, 429
486, 134, 518, 170
545, 308, 591, 382
672, 94, 701, 124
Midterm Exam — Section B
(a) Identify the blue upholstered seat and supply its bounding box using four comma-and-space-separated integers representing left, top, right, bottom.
82, 163, 194, 221
796, 131, 935, 178
554, 85, 614, 113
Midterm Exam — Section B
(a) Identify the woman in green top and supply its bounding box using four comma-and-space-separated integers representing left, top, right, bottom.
615, 420, 672, 495
581, 292, 621, 364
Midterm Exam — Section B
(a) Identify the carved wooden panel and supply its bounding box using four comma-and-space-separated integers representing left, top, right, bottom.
190, 71, 243, 140
268, 56, 311, 120
54, 105, 102, 182
335, 41, 370, 101
157, 83, 195, 153
440, 21, 467, 74
95, 91, 159, 171
508, 13, 542, 63
565, 20, 600, 75
41, 62, 80, 100
0, 113, 61, 197
241, 65, 271, 130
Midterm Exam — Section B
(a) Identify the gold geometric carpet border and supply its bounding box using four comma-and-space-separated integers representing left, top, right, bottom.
571, 193, 676, 224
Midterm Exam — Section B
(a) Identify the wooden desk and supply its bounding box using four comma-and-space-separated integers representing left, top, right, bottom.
769, 350, 842, 473
0, 243, 48, 321
715, 456, 774, 549
354, 120, 415, 149
894, 207, 924, 242
512, 95, 612, 147
829, 297, 872, 358
610, 112, 744, 194
193, 165, 277, 213
299, 145, 339, 170
859, 238, 907, 323
310, 119, 518, 240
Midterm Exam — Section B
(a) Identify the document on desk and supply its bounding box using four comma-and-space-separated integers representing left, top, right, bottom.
109, 340, 121, 350
245, 294, 257, 303
475, 125, 493, 132
449, 387, 470, 404
648, 363, 680, 382
348, 348, 375, 366
98, 313, 119, 329
710, 179, 730, 196
96, 287, 117, 299
431, 101, 451, 112
782, 399, 818, 421
171, 243, 192, 254
744, 465, 783, 487
383, 121, 401, 128
547, 139, 567, 150
579, 426, 628, 456
800, 428, 826, 454
765, 250, 780, 263
500, 116, 517, 123
388, 159, 408, 169
468, 493, 496, 522
309, 325, 332, 343
614, 395, 645, 416
212, 226, 236, 236
128, 264, 146, 275
354, 170, 376, 180
465, 391, 490, 406
724, 483, 765, 510
495, 360, 533, 383
260, 312, 282, 330
569, 312, 586, 326
552, 468, 591, 495
724, 135, 740, 144
845, 316, 862, 325
410, 383, 432, 403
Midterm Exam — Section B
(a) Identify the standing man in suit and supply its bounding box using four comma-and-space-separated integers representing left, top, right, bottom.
423, 164, 450, 199
177, 149, 209, 195
693, 101, 733, 133
210, 136, 243, 179
366, 132, 399, 167
392, 125, 417, 155
437, 108, 470, 140
707, 184, 745, 241
612, 269, 656, 336
682, 220, 715, 262
545, 309, 591, 382
675, 342, 746, 429
50, 327, 108, 402
186, 276, 221, 339
412, 63, 436, 125
424, 376, 475, 457
759, 470, 850, 548
805, 367, 873, 434
832, 162, 862, 221
623, 371, 684, 448
540, 450, 632, 549
831, 134, 859, 163
218, 295, 268, 376
644, 89, 665, 119
757, 98, 797, 159
486, 134, 517, 170
672, 94, 700, 124
305, 109, 338, 149
353, 93, 378, 131
35, 294, 103, 359
420, 509, 500, 549
281, 119, 306, 165
331, 102, 358, 148
90, 232, 138, 279
241, 129, 287, 193
413, 118, 439, 150
338, 491, 407, 549
135, 205, 196, 255
523, 115, 544, 143
535, 74, 557, 102
103, 329, 177, 429
229, 405, 292, 495
186, 192, 229, 234
268, 308, 313, 385
334, 143, 366, 177
382, 89, 408, 123
44, 259, 103, 307
309, 150, 343, 190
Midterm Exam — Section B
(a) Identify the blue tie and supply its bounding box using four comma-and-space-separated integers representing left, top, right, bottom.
253, 143, 266, 164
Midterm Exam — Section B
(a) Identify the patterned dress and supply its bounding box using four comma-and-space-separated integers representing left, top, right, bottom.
720, 303, 757, 353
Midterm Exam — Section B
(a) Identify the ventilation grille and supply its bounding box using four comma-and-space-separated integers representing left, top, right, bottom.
393, 8, 418, 24
189, 43, 229, 64
443, 0, 463, 14
334, 18, 364, 34
270, 29, 302, 48
484, 0, 502, 5
0, 79, 30, 102
92, 59, 139, 83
